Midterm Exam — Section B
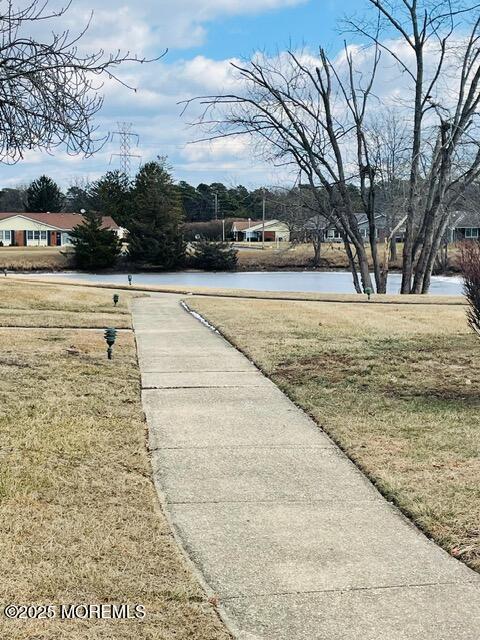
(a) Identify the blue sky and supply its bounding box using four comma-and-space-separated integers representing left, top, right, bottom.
2, 0, 362, 191
170, 1, 355, 62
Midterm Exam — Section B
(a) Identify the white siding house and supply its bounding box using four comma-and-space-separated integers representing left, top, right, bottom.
0, 212, 120, 247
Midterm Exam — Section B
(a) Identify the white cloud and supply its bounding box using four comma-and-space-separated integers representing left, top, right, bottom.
18, 2, 462, 190
2, 0, 308, 188
45, 0, 307, 53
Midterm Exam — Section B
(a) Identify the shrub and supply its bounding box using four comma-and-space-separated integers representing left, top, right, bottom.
184, 219, 235, 242
460, 240, 480, 336
70, 211, 121, 270
190, 240, 238, 271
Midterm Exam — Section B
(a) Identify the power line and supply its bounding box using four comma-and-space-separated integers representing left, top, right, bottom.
110, 122, 141, 177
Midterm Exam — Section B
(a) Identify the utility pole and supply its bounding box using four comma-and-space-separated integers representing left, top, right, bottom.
262, 188, 266, 249
110, 122, 141, 178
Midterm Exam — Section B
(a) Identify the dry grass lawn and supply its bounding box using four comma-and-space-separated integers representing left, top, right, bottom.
237, 241, 463, 272
0, 284, 229, 639
0, 279, 133, 327
236, 241, 403, 270
189, 296, 480, 574
0, 246, 73, 271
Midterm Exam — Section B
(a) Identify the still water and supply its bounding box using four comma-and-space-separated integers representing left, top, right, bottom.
28, 270, 464, 296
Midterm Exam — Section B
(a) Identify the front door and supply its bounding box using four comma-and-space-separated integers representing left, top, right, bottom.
56, 233, 62, 246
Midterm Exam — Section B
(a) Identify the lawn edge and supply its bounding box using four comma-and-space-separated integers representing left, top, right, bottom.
181, 298, 480, 577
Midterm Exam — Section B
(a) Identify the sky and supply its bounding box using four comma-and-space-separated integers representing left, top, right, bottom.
3, 0, 362, 190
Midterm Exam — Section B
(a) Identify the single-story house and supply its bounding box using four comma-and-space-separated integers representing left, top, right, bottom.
0, 212, 121, 247
232, 219, 290, 242
306, 213, 400, 243
231, 219, 261, 241
447, 211, 480, 242
302, 209, 480, 245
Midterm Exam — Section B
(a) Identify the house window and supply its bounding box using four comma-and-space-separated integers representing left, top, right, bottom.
327, 229, 342, 239
27, 230, 47, 241
465, 228, 479, 238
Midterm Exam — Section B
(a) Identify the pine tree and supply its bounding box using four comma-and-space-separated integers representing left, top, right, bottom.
87, 171, 132, 226
127, 160, 185, 269
192, 240, 238, 271
24, 175, 64, 212
69, 211, 121, 270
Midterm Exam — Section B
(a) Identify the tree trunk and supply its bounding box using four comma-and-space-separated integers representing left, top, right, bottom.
344, 240, 362, 293
420, 216, 451, 293
355, 242, 373, 292
401, 208, 415, 293
390, 237, 397, 262
312, 237, 321, 267
370, 232, 384, 293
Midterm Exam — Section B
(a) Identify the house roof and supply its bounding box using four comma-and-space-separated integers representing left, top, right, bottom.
0, 212, 119, 231
232, 219, 262, 231
303, 212, 390, 230
355, 213, 388, 228
245, 219, 289, 232
450, 210, 480, 228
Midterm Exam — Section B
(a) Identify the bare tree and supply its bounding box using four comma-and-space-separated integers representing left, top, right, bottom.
347, 0, 480, 293
185, 0, 480, 294
184, 46, 384, 293
270, 185, 328, 267
367, 109, 410, 279
0, 0, 162, 163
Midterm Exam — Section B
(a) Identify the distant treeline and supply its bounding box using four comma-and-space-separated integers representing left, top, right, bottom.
0, 174, 287, 224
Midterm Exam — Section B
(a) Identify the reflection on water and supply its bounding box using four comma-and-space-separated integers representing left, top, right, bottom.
27, 270, 464, 296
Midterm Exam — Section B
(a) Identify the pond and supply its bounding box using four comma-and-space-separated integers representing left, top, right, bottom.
27, 270, 464, 296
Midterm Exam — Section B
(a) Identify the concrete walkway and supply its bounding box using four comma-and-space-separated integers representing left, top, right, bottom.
133, 295, 480, 640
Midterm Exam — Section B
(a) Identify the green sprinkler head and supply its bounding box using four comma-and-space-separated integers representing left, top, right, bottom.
127, 274, 132, 286
364, 287, 373, 301
113, 293, 119, 307
104, 327, 117, 360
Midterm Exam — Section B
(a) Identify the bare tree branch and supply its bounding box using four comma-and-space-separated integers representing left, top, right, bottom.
0, 0, 165, 163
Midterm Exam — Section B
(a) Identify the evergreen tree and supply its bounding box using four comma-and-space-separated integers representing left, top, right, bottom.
69, 210, 121, 270
64, 182, 90, 212
0, 186, 27, 212
24, 175, 64, 212
87, 171, 132, 226
191, 240, 238, 271
127, 161, 185, 269
177, 180, 202, 221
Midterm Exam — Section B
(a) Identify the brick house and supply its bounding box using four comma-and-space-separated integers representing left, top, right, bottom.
0, 212, 121, 247
231, 219, 290, 242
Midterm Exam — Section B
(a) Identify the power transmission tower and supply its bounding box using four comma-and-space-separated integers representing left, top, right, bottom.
110, 122, 141, 177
